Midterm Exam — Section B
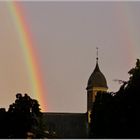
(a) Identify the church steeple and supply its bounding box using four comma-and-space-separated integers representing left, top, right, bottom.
86, 48, 108, 123
87, 48, 108, 91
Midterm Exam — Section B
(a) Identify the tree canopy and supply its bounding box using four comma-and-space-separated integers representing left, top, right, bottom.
0, 93, 47, 138
90, 59, 140, 138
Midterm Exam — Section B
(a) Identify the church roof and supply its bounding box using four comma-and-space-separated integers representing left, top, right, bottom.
87, 61, 108, 90
43, 112, 88, 138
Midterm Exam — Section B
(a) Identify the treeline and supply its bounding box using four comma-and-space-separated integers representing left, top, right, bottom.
90, 59, 140, 138
0, 93, 47, 138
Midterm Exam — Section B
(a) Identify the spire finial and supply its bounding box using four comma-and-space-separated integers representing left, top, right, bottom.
96, 47, 99, 62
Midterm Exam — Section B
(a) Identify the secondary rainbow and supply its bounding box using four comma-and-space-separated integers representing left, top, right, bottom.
115, 3, 137, 65
7, 1, 47, 111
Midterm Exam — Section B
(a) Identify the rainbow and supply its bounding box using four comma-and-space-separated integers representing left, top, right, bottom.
7, 1, 47, 111
115, 3, 137, 65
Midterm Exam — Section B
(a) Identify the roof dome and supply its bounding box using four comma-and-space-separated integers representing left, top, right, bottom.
87, 62, 108, 90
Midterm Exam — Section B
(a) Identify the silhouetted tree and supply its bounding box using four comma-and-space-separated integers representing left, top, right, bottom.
89, 92, 114, 138
0, 108, 8, 138
7, 93, 47, 138
90, 59, 140, 138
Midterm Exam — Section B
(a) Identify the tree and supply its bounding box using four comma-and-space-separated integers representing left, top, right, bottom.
90, 59, 140, 138
89, 92, 114, 138
7, 93, 47, 138
0, 108, 8, 138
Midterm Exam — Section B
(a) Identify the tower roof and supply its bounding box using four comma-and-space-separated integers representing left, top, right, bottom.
86, 48, 108, 90
87, 61, 108, 90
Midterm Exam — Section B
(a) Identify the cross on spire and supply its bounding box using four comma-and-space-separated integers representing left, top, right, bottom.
96, 47, 99, 62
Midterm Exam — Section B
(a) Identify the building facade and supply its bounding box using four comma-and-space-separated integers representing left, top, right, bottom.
43, 53, 108, 138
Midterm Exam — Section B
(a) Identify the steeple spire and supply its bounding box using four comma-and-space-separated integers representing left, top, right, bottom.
96, 47, 99, 62
87, 47, 108, 123
94, 47, 100, 72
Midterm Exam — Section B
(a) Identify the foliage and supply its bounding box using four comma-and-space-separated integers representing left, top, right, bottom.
0, 93, 47, 138
90, 59, 140, 138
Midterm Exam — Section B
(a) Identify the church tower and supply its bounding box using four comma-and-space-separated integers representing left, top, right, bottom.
86, 48, 108, 123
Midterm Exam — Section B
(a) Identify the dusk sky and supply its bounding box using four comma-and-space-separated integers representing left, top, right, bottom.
0, 1, 140, 113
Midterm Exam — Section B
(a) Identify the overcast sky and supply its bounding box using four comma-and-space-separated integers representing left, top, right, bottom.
0, 1, 140, 112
